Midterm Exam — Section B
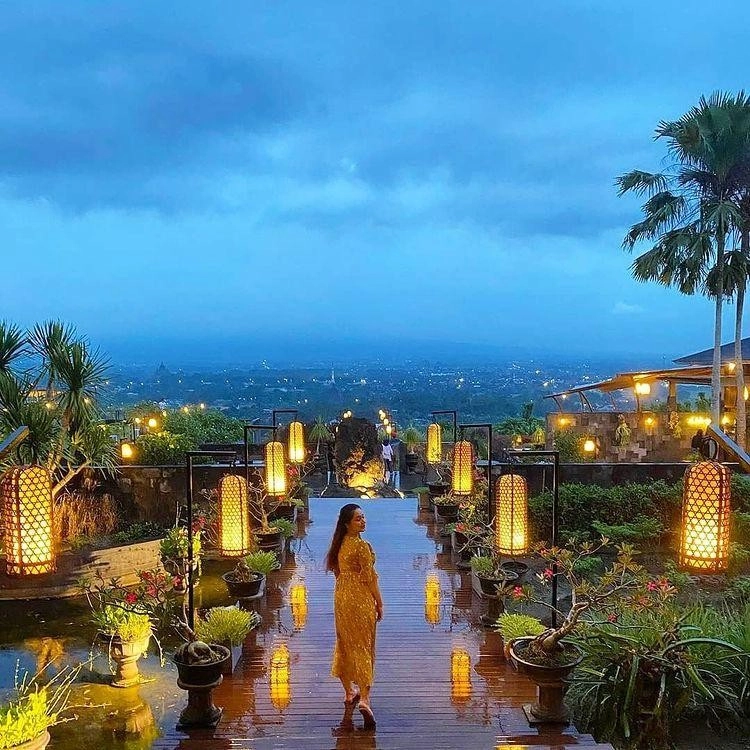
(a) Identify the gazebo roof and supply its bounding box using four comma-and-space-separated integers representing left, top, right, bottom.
675, 337, 750, 365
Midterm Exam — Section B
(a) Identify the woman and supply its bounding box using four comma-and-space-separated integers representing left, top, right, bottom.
326, 503, 384, 729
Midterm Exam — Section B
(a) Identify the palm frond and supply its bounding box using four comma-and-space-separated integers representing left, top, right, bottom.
0, 321, 28, 373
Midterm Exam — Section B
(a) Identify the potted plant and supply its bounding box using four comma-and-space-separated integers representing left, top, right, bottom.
427, 460, 451, 500
401, 424, 423, 474
470, 554, 519, 597
92, 604, 153, 688
160, 525, 202, 593
222, 550, 280, 599
433, 494, 461, 522
507, 540, 672, 724
500, 559, 530, 583
494, 612, 544, 660
195, 606, 261, 675
273, 518, 296, 550
0, 667, 79, 750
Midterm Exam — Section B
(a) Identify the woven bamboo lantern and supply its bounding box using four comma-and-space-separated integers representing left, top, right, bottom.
270, 642, 291, 710
290, 583, 308, 630
451, 440, 474, 496
1, 466, 55, 576
265, 441, 287, 497
494, 474, 529, 555
288, 421, 306, 464
426, 422, 442, 464
424, 573, 441, 626
450, 647, 471, 703
679, 461, 731, 573
218, 474, 251, 557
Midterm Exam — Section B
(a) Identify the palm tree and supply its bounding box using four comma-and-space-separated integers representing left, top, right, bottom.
618, 92, 750, 425
0, 320, 116, 496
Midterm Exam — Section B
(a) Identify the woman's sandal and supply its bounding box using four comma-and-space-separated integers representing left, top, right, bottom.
359, 703, 376, 729
344, 692, 360, 707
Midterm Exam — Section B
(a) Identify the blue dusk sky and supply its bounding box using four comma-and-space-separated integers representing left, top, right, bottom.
3, 1, 748, 364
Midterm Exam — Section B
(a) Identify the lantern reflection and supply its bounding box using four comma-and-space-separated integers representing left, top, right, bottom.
450, 647, 472, 703
218, 474, 251, 557
1, 465, 55, 575
424, 573, 441, 626
270, 643, 291, 711
290, 583, 308, 630
680, 461, 731, 572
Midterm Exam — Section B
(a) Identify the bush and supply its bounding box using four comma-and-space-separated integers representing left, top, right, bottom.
195, 606, 260, 645
591, 517, 664, 545
134, 431, 197, 465
529, 481, 681, 542
244, 550, 279, 576
163, 409, 244, 445
93, 604, 152, 641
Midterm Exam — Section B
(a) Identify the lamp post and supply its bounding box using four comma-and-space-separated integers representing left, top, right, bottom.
243, 423, 278, 489
506, 448, 560, 627
273, 409, 306, 465
431, 410, 458, 443
458, 423, 494, 518
185, 450, 236, 631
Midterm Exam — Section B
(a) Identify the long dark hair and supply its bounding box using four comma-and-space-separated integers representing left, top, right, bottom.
325, 503, 361, 576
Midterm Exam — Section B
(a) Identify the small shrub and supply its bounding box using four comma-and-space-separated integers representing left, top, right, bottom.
494, 613, 544, 642
726, 575, 750, 602
110, 521, 163, 545
591, 516, 663, 545
273, 518, 295, 540
195, 606, 260, 645
93, 604, 152, 641
469, 555, 494, 577
244, 550, 280, 576
732, 475, 750, 513
572, 555, 602, 578
662, 561, 694, 592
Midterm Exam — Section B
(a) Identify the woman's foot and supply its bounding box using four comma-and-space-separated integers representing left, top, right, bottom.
358, 702, 376, 729
344, 691, 360, 706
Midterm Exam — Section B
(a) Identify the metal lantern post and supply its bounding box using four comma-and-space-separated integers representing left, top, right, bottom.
431, 410, 458, 444
458, 423, 494, 516
506, 449, 560, 627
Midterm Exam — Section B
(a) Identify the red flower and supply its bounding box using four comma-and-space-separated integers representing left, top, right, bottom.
124, 592, 138, 604
173, 576, 183, 588
606, 613, 618, 623
511, 586, 524, 600
542, 568, 554, 581
646, 581, 659, 592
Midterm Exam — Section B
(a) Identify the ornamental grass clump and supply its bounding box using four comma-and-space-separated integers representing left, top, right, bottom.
195, 607, 260, 646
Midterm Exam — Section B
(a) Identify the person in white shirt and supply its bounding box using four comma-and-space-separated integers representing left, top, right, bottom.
381, 439, 394, 484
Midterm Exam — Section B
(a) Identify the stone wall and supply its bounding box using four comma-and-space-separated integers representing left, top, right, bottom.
545, 411, 709, 462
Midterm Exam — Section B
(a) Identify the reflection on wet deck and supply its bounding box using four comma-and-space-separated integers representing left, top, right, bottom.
147, 498, 608, 750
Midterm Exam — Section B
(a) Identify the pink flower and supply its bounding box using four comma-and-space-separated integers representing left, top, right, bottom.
511, 586, 524, 600
542, 568, 554, 581
606, 613, 618, 623
646, 581, 659, 592
173, 577, 183, 588
124, 592, 138, 604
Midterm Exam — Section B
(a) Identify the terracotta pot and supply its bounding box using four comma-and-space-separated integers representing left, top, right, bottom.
97, 632, 151, 688
509, 636, 583, 724
10, 731, 51, 750
173, 644, 231, 686
222, 571, 264, 599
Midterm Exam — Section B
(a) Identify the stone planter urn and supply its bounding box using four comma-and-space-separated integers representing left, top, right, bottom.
97, 632, 151, 688
509, 636, 584, 724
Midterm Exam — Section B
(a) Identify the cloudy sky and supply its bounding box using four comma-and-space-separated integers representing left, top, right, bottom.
3, 1, 747, 363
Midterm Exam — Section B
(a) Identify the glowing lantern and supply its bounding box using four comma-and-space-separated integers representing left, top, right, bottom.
426, 422, 442, 464
265, 441, 287, 496
451, 441, 474, 496
120, 441, 135, 460
494, 474, 529, 555
288, 421, 306, 464
270, 643, 291, 711
218, 474, 251, 556
1, 466, 55, 576
679, 461, 731, 573
721, 414, 732, 427
727, 361, 737, 373
424, 573, 441, 626
450, 647, 471, 703
147, 417, 158, 430
385, 424, 393, 435
634, 382, 651, 396
290, 583, 308, 630
583, 439, 596, 454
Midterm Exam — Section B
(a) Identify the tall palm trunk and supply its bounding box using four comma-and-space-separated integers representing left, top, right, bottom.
711, 235, 726, 426
737, 228, 750, 450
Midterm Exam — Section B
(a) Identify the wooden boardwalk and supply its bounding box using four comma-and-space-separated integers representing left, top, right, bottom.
154, 498, 612, 750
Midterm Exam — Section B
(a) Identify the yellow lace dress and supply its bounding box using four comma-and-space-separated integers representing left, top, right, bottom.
331, 535, 378, 687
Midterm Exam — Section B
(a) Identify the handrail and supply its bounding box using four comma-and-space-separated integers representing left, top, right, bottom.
706, 425, 750, 473
0, 426, 29, 462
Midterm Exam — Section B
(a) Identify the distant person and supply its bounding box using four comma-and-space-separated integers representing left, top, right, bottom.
381, 439, 393, 484
691, 429, 705, 452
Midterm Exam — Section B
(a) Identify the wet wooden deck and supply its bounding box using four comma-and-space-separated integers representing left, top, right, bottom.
154, 498, 612, 750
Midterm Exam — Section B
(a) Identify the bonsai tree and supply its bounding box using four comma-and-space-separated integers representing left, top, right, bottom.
510, 540, 674, 661
0, 320, 117, 496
